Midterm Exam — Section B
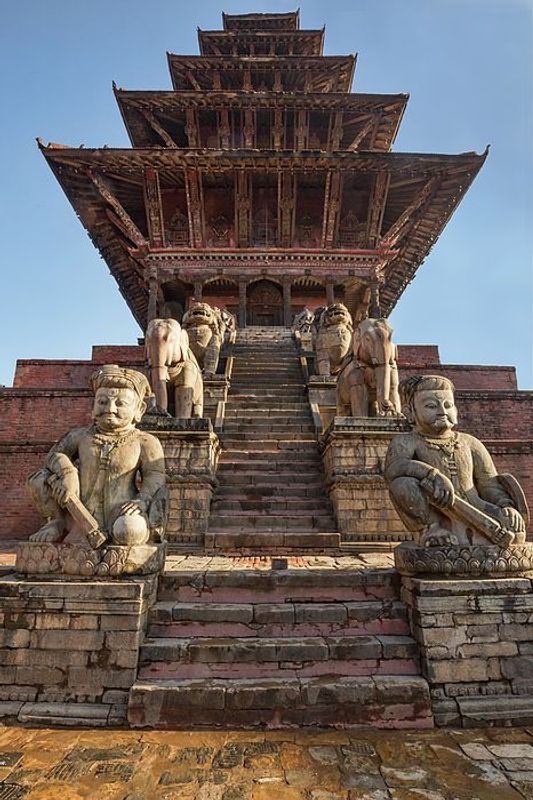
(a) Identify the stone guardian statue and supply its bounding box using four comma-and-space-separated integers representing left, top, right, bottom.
27, 365, 168, 549
385, 375, 528, 549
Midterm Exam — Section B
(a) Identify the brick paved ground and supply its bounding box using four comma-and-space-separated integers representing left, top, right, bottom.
0, 726, 532, 799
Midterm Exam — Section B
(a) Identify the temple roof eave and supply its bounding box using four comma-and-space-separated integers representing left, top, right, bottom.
40, 144, 486, 173
40, 141, 487, 325
113, 88, 409, 150
167, 53, 357, 93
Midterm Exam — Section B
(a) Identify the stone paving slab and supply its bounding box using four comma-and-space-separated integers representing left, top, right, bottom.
0, 726, 532, 798
0, 547, 395, 575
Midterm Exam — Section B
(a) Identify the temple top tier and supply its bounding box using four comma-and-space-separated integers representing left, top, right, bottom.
40, 9, 487, 330
222, 11, 301, 30
199, 11, 324, 56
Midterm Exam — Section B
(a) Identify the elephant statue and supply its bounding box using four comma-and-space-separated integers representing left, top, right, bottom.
314, 303, 353, 376
182, 302, 225, 378
145, 318, 203, 418
336, 317, 402, 417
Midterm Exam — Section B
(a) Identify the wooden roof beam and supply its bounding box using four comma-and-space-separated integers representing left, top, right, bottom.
366, 170, 391, 247
139, 108, 177, 148
185, 168, 205, 247
322, 170, 343, 248
278, 171, 295, 248
347, 117, 375, 151
88, 171, 146, 248
186, 70, 201, 91
380, 175, 441, 248
143, 168, 165, 247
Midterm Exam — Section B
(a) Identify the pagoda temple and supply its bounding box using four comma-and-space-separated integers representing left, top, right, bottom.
40, 9, 486, 328
1, 9, 533, 734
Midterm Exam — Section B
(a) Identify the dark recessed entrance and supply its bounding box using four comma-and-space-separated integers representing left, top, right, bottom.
246, 280, 283, 326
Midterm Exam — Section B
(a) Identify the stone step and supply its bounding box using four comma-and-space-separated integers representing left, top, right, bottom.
224, 410, 312, 420
217, 462, 325, 475
219, 435, 317, 446
211, 498, 331, 513
224, 402, 309, 411
128, 674, 433, 729
205, 531, 340, 550
207, 514, 336, 531
216, 484, 327, 497
220, 446, 320, 459
138, 633, 420, 680
148, 599, 410, 638
157, 565, 400, 604
222, 423, 315, 434
214, 471, 326, 486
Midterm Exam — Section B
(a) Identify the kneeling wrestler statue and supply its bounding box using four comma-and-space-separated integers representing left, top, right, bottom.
27, 365, 167, 548
385, 374, 528, 548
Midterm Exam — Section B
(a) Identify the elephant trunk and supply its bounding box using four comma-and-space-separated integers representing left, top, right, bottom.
375, 363, 391, 414
150, 365, 169, 412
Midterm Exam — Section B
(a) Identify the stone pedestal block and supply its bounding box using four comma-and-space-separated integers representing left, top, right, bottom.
0, 574, 157, 726
320, 417, 412, 545
307, 375, 337, 432
401, 573, 533, 727
144, 418, 220, 549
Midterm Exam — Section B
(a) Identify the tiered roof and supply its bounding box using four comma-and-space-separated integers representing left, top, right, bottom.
41, 10, 486, 327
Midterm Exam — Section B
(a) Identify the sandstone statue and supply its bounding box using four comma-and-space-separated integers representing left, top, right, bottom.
337, 317, 401, 417
182, 301, 225, 378
27, 365, 168, 549
314, 302, 353, 377
292, 307, 315, 350
292, 307, 315, 337
385, 374, 529, 548
220, 307, 237, 339
145, 318, 203, 417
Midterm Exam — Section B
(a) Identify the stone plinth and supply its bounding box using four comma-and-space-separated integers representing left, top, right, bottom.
395, 542, 533, 578
402, 574, 533, 727
203, 375, 230, 431
143, 418, 220, 550
321, 417, 412, 546
0, 574, 157, 726
307, 375, 336, 432
16, 542, 165, 577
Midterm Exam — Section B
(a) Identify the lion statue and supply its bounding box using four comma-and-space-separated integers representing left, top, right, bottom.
182, 302, 225, 378
145, 318, 203, 418
314, 302, 353, 377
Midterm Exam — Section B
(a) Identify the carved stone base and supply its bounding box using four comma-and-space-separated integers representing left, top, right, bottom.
321, 417, 412, 544
16, 542, 166, 577
395, 541, 533, 577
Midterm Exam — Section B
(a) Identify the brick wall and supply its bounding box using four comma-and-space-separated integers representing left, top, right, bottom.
1, 341, 532, 542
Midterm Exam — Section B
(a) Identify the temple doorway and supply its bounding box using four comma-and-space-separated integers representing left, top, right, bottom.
246, 280, 283, 326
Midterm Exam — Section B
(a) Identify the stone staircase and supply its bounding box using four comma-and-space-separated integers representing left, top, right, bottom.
128, 557, 432, 728
127, 327, 432, 730
206, 326, 339, 552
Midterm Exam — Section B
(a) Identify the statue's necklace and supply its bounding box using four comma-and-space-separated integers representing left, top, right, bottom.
420, 431, 459, 458
91, 427, 138, 464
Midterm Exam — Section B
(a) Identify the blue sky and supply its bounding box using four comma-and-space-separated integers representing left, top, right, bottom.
1, 0, 532, 386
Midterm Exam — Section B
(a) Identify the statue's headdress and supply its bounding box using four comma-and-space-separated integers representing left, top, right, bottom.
399, 374, 455, 423
90, 365, 151, 401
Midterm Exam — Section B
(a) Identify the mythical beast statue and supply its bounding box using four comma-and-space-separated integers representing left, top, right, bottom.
314, 303, 353, 377
182, 301, 225, 378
